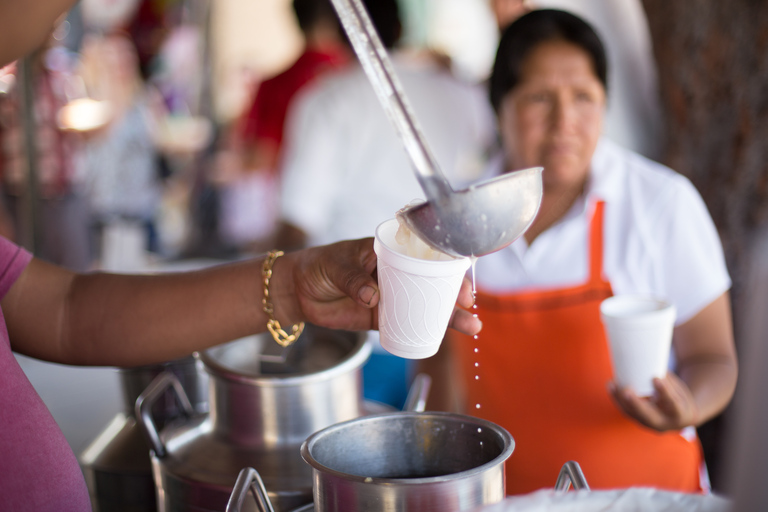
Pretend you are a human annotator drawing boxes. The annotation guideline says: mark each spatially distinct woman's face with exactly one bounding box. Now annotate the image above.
[498,39,605,193]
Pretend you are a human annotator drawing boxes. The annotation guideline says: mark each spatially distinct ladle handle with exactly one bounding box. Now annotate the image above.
[403,373,432,412]
[135,371,195,459]
[226,467,277,512]
[554,460,590,491]
[328,0,454,201]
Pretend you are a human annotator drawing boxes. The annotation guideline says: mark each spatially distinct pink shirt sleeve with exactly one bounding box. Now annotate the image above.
[0,236,92,510]
[0,235,32,298]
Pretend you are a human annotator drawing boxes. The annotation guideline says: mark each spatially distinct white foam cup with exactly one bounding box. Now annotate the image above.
[600,295,677,397]
[373,218,471,359]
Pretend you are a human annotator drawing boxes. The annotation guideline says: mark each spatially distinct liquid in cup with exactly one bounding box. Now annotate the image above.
[374,218,471,359]
[600,295,676,397]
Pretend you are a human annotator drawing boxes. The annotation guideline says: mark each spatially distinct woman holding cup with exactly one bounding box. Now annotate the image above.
[425,9,737,495]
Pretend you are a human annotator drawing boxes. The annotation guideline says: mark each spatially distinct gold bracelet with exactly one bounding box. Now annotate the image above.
[262,250,304,347]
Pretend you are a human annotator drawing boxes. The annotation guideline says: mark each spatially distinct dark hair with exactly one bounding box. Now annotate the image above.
[489,9,608,113]
[292,0,338,33]
[361,0,402,49]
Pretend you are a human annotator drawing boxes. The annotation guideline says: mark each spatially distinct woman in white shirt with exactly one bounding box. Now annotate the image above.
[428,9,737,495]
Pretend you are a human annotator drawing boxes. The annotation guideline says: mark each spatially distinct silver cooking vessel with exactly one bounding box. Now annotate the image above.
[136,325,372,512]
[300,411,515,512]
[227,384,585,512]
[80,356,209,512]
[227,462,588,512]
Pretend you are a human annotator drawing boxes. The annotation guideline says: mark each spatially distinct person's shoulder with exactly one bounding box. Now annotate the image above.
[399,58,485,97]
[596,138,698,204]
[283,66,368,137]
[296,65,370,105]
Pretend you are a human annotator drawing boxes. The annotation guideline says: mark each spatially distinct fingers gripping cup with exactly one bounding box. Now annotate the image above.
[374,219,471,359]
[600,295,677,397]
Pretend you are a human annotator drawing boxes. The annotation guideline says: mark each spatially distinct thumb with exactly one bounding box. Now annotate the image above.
[341,238,380,308]
[314,237,379,308]
[349,276,379,308]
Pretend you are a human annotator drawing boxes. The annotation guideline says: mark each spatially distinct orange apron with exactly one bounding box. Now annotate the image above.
[452,201,702,494]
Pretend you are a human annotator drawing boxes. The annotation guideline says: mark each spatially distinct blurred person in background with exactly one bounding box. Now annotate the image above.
[489,0,532,30]
[491,0,662,160]
[78,32,168,264]
[239,0,349,173]
[0,26,91,272]
[423,10,737,495]
[218,0,350,254]
[276,0,496,407]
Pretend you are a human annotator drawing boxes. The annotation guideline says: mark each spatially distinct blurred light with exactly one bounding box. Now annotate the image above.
[45,46,75,73]
[53,20,71,41]
[0,63,16,95]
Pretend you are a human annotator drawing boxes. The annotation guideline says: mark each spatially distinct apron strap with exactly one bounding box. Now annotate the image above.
[588,201,606,285]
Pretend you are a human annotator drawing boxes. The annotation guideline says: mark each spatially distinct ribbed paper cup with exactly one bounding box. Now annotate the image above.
[373,219,471,359]
[600,295,677,397]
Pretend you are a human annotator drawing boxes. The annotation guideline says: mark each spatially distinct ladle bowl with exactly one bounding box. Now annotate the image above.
[330,0,543,257]
[398,167,543,258]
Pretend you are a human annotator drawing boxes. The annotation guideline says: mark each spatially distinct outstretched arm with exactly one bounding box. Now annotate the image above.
[2,238,481,367]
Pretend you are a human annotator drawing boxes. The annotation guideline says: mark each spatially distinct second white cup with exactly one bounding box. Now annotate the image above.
[374,218,471,359]
[600,295,676,397]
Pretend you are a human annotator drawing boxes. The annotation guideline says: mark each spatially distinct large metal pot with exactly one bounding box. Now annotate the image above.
[226,462,587,512]
[137,325,372,512]
[80,356,209,512]
[300,411,515,512]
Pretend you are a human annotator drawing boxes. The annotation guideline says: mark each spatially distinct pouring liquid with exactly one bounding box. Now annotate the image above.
[395,216,484,423]
[469,257,483,432]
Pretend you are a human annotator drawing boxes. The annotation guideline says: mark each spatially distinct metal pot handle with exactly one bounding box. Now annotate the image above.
[226,467,277,512]
[135,371,195,458]
[554,460,590,491]
[403,373,432,412]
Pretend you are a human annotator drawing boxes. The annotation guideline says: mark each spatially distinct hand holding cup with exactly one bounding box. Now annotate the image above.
[608,373,700,432]
[374,218,472,359]
[600,295,676,397]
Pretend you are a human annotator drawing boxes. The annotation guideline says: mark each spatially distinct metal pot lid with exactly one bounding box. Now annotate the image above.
[154,400,394,491]
[156,416,314,492]
[198,324,371,385]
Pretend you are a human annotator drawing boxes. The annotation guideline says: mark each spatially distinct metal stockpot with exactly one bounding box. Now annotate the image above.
[226,462,587,512]
[300,411,515,512]
[80,356,209,512]
[136,325,372,512]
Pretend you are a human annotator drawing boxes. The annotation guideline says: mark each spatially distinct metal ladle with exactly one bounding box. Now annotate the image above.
[329,0,543,258]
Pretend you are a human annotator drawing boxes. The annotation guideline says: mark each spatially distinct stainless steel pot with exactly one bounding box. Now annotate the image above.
[228,462,586,512]
[136,325,372,512]
[225,376,431,512]
[300,411,515,512]
[80,356,209,512]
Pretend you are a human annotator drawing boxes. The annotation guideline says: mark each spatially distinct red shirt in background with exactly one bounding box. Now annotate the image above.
[239,47,348,152]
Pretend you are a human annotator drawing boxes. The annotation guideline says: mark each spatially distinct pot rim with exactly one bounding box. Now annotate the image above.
[197,331,372,387]
[300,411,515,484]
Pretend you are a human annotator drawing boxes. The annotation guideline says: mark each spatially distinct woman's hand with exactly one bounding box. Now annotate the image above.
[609,293,737,433]
[279,238,482,335]
[609,373,699,432]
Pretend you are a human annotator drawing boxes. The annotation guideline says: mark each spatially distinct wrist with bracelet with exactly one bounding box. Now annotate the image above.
[262,250,304,347]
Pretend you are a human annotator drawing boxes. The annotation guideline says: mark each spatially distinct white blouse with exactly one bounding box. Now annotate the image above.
[475,137,731,325]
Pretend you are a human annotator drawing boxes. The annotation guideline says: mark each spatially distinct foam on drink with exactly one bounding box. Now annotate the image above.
[394,215,456,261]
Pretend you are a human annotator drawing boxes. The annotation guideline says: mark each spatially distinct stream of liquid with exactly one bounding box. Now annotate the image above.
[469,257,483,436]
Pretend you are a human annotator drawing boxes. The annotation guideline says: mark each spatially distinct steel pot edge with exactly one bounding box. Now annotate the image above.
[300,411,515,484]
